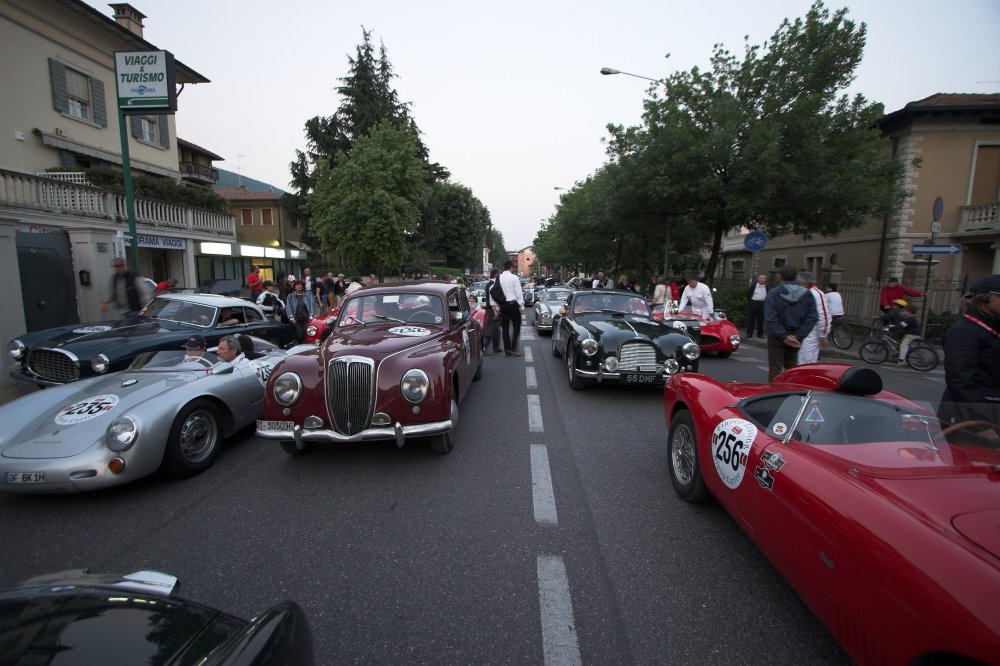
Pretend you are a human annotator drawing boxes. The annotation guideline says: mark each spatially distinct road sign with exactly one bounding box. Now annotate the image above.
[912,243,960,255]
[744,231,767,253]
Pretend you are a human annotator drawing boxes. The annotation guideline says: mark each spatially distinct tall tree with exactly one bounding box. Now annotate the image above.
[307,122,429,276]
[423,181,492,270]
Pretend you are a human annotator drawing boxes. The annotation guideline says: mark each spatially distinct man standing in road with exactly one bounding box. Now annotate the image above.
[100,256,143,319]
[746,274,768,338]
[678,272,714,318]
[482,268,503,355]
[498,260,524,357]
[797,271,831,364]
[764,265,818,382]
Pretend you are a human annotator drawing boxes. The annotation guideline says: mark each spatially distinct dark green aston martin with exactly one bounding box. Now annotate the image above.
[550,290,700,390]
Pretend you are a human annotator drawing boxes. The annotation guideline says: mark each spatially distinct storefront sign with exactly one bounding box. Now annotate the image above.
[121,234,187,250]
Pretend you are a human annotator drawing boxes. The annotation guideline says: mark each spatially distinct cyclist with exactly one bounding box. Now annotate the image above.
[882,298,907,326]
[888,303,921,365]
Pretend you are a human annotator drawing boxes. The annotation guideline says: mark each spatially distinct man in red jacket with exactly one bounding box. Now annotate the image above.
[879,276,921,313]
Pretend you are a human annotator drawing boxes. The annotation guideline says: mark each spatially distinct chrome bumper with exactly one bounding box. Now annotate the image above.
[256,419,454,449]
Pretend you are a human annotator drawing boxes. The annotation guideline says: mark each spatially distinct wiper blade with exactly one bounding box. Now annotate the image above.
[372,314,405,324]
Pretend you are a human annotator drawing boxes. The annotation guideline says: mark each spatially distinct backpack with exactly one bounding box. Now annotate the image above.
[489,279,507,306]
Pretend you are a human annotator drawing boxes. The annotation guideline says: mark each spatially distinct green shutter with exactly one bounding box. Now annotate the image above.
[156,114,169,148]
[48,58,67,113]
[91,77,107,127]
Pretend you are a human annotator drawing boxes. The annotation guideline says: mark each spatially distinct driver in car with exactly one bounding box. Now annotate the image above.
[181,334,208,361]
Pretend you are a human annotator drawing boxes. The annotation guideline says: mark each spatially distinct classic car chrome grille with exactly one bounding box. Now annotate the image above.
[326,357,374,436]
[26,348,79,383]
[618,341,658,372]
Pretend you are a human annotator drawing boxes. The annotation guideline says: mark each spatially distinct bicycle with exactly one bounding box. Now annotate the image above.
[858,327,939,371]
[829,318,853,349]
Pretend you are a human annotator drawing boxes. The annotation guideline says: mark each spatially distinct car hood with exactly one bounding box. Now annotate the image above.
[324,324,444,359]
[581,316,672,341]
[26,317,187,349]
[1,371,207,459]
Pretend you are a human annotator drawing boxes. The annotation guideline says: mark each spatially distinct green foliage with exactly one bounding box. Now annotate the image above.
[489,228,508,269]
[81,167,229,213]
[307,122,429,275]
[711,286,750,329]
[423,181,492,270]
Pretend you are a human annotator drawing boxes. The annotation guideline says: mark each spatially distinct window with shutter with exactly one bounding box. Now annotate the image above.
[241,209,253,226]
[262,209,273,226]
[64,68,91,121]
[49,59,108,128]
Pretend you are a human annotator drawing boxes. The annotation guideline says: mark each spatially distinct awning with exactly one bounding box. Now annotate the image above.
[286,240,312,251]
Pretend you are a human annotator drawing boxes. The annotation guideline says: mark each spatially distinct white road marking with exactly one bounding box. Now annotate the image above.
[528,394,544,432]
[537,554,582,666]
[524,346,534,364]
[526,366,538,389]
[531,443,557,525]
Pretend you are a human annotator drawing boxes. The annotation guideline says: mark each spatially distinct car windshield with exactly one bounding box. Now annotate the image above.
[740,392,1000,449]
[127,349,222,371]
[572,294,651,317]
[338,293,446,326]
[141,298,217,328]
[542,290,571,303]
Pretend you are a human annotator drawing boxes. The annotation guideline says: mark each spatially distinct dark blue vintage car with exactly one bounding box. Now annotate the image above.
[7,294,296,387]
[551,290,700,389]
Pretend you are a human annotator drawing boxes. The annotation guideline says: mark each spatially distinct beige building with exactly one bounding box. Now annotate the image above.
[216,186,307,284]
[719,94,1000,291]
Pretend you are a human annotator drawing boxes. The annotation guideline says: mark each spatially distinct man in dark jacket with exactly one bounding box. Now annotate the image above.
[763,265,818,382]
[100,257,142,319]
[939,274,1000,425]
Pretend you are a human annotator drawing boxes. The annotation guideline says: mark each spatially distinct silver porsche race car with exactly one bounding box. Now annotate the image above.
[0,337,310,493]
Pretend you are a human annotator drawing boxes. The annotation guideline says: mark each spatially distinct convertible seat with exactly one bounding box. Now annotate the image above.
[237,334,261,360]
[836,367,882,396]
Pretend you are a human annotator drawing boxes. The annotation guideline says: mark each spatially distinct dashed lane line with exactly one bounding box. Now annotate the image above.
[526,366,538,389]
[530,443,557,525]
[537,554,583,666]
[528,394,544,432]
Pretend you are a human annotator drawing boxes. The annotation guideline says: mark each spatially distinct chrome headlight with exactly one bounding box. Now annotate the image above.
[671,320,687,332]
[8,340,25,360]
[106,415,138,452]
[729,334,741,346]
[305,324,318,337]
[580,338,599,357]
[664,358,680,374]
[401,369,430,404]
[273,372,303,406]
[540,312,551,322]
[91,354,110,374]
[603,356,619,372]
[682,342,701,361]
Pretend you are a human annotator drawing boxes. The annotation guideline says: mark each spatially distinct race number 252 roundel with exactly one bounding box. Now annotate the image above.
[711,418,757,489]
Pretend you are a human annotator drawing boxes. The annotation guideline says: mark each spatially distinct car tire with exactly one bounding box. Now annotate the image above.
[566,344,584,390]
[667,410,710,503]
[474,350,484,381]
[162,399,221,477]
[280,440,312,456]
[431,396,458,454]
[717,351,731,359]
[859,341,888,364]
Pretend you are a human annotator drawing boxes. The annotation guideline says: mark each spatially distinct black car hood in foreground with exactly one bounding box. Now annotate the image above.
[581,315,689,349]
[0,569,315,665]
[19,316,194,349]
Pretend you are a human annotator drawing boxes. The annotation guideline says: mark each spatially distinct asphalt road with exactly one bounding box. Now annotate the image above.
[0,328,947,664]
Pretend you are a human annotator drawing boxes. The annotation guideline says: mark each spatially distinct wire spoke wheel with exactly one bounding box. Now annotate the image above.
[906,342,939,372]
[859,341,888,364]
[831,323,853,349]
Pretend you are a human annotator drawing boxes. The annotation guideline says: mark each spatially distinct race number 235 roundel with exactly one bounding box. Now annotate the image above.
[711,418,757,489]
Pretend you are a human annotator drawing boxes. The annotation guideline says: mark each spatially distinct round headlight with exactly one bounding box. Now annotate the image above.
[580,338,599,357]
[273,372,303,406]
[729,334,741,346]
[91,354,110,374]
[8,340,25,360]
[400,369,430,404]
[541,312,551,322]
[106,415,138,452]
[671,320,688,332]
[682,342,701,361]
[664,358,680,374]
[604,356,619,372]
[305,325,318,337]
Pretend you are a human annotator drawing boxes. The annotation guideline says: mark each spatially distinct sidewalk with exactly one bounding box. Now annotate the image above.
[739,335,857,361]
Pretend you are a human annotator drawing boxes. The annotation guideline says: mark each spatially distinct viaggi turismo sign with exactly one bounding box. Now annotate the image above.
[114,51,177,112]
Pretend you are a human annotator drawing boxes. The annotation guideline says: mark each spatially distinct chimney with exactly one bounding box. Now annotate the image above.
[109,3,146,38]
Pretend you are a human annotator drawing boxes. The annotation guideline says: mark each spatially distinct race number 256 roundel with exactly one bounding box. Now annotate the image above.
[711,418,757,489]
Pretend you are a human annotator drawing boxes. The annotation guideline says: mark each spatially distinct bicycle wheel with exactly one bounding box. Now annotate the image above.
[906,342,939,372]
[831,323,853,350]
[859,341,888,364]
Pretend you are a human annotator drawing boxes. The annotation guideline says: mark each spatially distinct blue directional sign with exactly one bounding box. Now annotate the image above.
[912,244,960,255]
[744,231,767,253]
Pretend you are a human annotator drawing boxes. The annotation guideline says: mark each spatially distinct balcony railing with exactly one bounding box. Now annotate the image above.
[959,201,1000,234]
[0,169,235,237]
[179,162,220,183]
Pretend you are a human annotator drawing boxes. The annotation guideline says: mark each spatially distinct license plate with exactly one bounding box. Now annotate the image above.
[6,472,45,484]
[622,372,658,384]
[257,420,295,432]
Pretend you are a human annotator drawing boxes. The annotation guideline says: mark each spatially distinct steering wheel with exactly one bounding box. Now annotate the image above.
[183,355,215,368]
[936,420,1000,440]
[407,311,439,324]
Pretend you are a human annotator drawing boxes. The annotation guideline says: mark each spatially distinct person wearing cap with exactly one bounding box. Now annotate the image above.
[797,270,831,364]
[882,298,907,327]
[181,334,208,362]
[938,274,1000,425]
[879,276,921,313]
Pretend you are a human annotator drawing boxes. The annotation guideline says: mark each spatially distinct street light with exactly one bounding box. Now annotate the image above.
[601,66,670,279]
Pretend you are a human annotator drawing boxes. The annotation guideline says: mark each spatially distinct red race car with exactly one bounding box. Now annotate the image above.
[663,363,1000,665]
[304,307,340,344]
[653,304,740,358]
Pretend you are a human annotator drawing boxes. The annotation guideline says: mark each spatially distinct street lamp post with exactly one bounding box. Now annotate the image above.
[601,66,670,279]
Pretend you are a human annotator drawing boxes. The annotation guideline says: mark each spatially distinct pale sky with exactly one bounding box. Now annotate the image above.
[94,0,999,251]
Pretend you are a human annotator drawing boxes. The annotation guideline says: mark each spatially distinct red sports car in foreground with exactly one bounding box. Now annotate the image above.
[663,363,1000,665]
[653,305,740,357]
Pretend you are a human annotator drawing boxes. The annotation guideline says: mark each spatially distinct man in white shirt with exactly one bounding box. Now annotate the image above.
[498,260,525,357]
[591,271,610,289]
[824,283,845,325]
[797,271,831,364]
[678,273,714,318]
[746,274,768,338]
